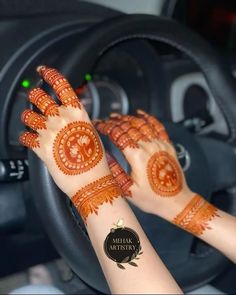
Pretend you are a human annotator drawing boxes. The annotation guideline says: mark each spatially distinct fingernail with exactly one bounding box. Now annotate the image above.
[36,65,46,74]
[136,109,145,115]
[110,113,121,118]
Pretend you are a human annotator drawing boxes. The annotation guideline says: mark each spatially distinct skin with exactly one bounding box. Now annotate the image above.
[95,111,236,263]
[19,66,182,294]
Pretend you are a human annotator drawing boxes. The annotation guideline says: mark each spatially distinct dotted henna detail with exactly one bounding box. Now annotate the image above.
[172,195,220,235]
[106,152,133,197]
[147,151,183,197]
[29,88,59,117]
[21,110,47,131]
[19,132,40,149]
[72,175,121,221]
[38,66,81,108]
[53,121,103,175]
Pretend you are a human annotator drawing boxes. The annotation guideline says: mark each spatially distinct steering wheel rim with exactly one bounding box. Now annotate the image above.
[29,14,236,293]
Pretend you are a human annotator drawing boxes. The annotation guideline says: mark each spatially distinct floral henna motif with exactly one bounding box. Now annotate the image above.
[106,152,133,197]
[147,151,183,197]
[29,88,59,117]
[37,66,81,108]
[172,195,220,235]
[53,121,103,175]
[19,131,40,149]
[72,175,121,221]
[21,110,47,131]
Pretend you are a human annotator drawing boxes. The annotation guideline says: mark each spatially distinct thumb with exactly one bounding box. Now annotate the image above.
[105,151,133,198]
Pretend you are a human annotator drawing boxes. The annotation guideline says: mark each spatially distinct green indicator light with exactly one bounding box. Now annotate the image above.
[85,73,92,81]
[21,79,31,88]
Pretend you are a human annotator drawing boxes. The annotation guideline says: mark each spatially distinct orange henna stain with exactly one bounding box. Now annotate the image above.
[19,132,40,149]
[37,66,81,108]
[118,121,149,143]
[21,110,46,131]
[53,121,103,175]
[172,194,220,235]
[147,151,183,197]
[72,175,121,221]
[106,153,133,197]
[29,88,59,117]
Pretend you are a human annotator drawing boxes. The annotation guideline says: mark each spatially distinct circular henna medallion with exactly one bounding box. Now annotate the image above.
[53,121,103,175]
[147,151,182,197]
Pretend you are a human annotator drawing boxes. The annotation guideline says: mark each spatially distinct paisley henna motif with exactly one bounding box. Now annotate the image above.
[53,121,103,175]
[172,195,220,235]
[37,66,81,108]
[21,110,46,131]
[72,175,121,221]
[29,88,59,117]
[19,131,40,149]
[106,152,133,197]
[147,151,183,197]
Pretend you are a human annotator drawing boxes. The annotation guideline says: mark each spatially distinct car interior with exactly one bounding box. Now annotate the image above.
[0,0,236,294]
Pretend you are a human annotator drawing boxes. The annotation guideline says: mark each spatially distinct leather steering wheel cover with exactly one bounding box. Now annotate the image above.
[31,15,235,292]
[62,14,236,143]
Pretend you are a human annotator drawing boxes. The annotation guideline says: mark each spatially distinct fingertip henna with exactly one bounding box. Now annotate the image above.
[147,151,183,197]
[21,109,47,131]
[36,66,81,109]
[19,131,40,149]
[172,195,220,235]
[29,88,59,117]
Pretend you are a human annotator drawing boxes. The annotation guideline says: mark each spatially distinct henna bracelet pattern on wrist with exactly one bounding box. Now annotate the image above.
[53,121,103,175]
[172,194,220,236]
[72,175,122,221]
[147,151,183,197]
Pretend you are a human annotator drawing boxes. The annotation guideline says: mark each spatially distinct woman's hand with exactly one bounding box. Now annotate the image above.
[19,66,121,222]
[94,110,194,220]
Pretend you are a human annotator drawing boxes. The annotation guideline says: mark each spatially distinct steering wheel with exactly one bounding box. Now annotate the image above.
[28,15,236,293]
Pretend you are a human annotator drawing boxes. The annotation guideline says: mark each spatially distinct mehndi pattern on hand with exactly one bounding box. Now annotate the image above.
[147,151,183,197]
[53,121,103,175]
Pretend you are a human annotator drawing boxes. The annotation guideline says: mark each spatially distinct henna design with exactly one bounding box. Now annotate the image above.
[106,152,133,197]
[19,131,40,149]
[37,66,81,108]
[21,110,47,131]
[72,175,121,221]
[95,120,138,150]
[29,88,59,117]
[137,110,170,141]
[172,195,220,235]
[119,115,157,140]
[147,151,182,197]
[53,121,103,175]
[117,120,150,143]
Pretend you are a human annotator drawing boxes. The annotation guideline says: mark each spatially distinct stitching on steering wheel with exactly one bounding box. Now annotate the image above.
[98,34,236,142]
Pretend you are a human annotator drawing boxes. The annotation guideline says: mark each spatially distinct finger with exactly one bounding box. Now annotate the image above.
[37,65,81,109]
[106,152,133,197]
[21,109,47,131]
[29,88,59,117]
[118,115,156,141]
[19,131,40,149]
[114,119,149,143]
[137,109,170,141]
[97,120,137,151]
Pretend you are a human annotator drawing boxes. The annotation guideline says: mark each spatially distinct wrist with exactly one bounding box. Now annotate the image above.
[155,190,196,222]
